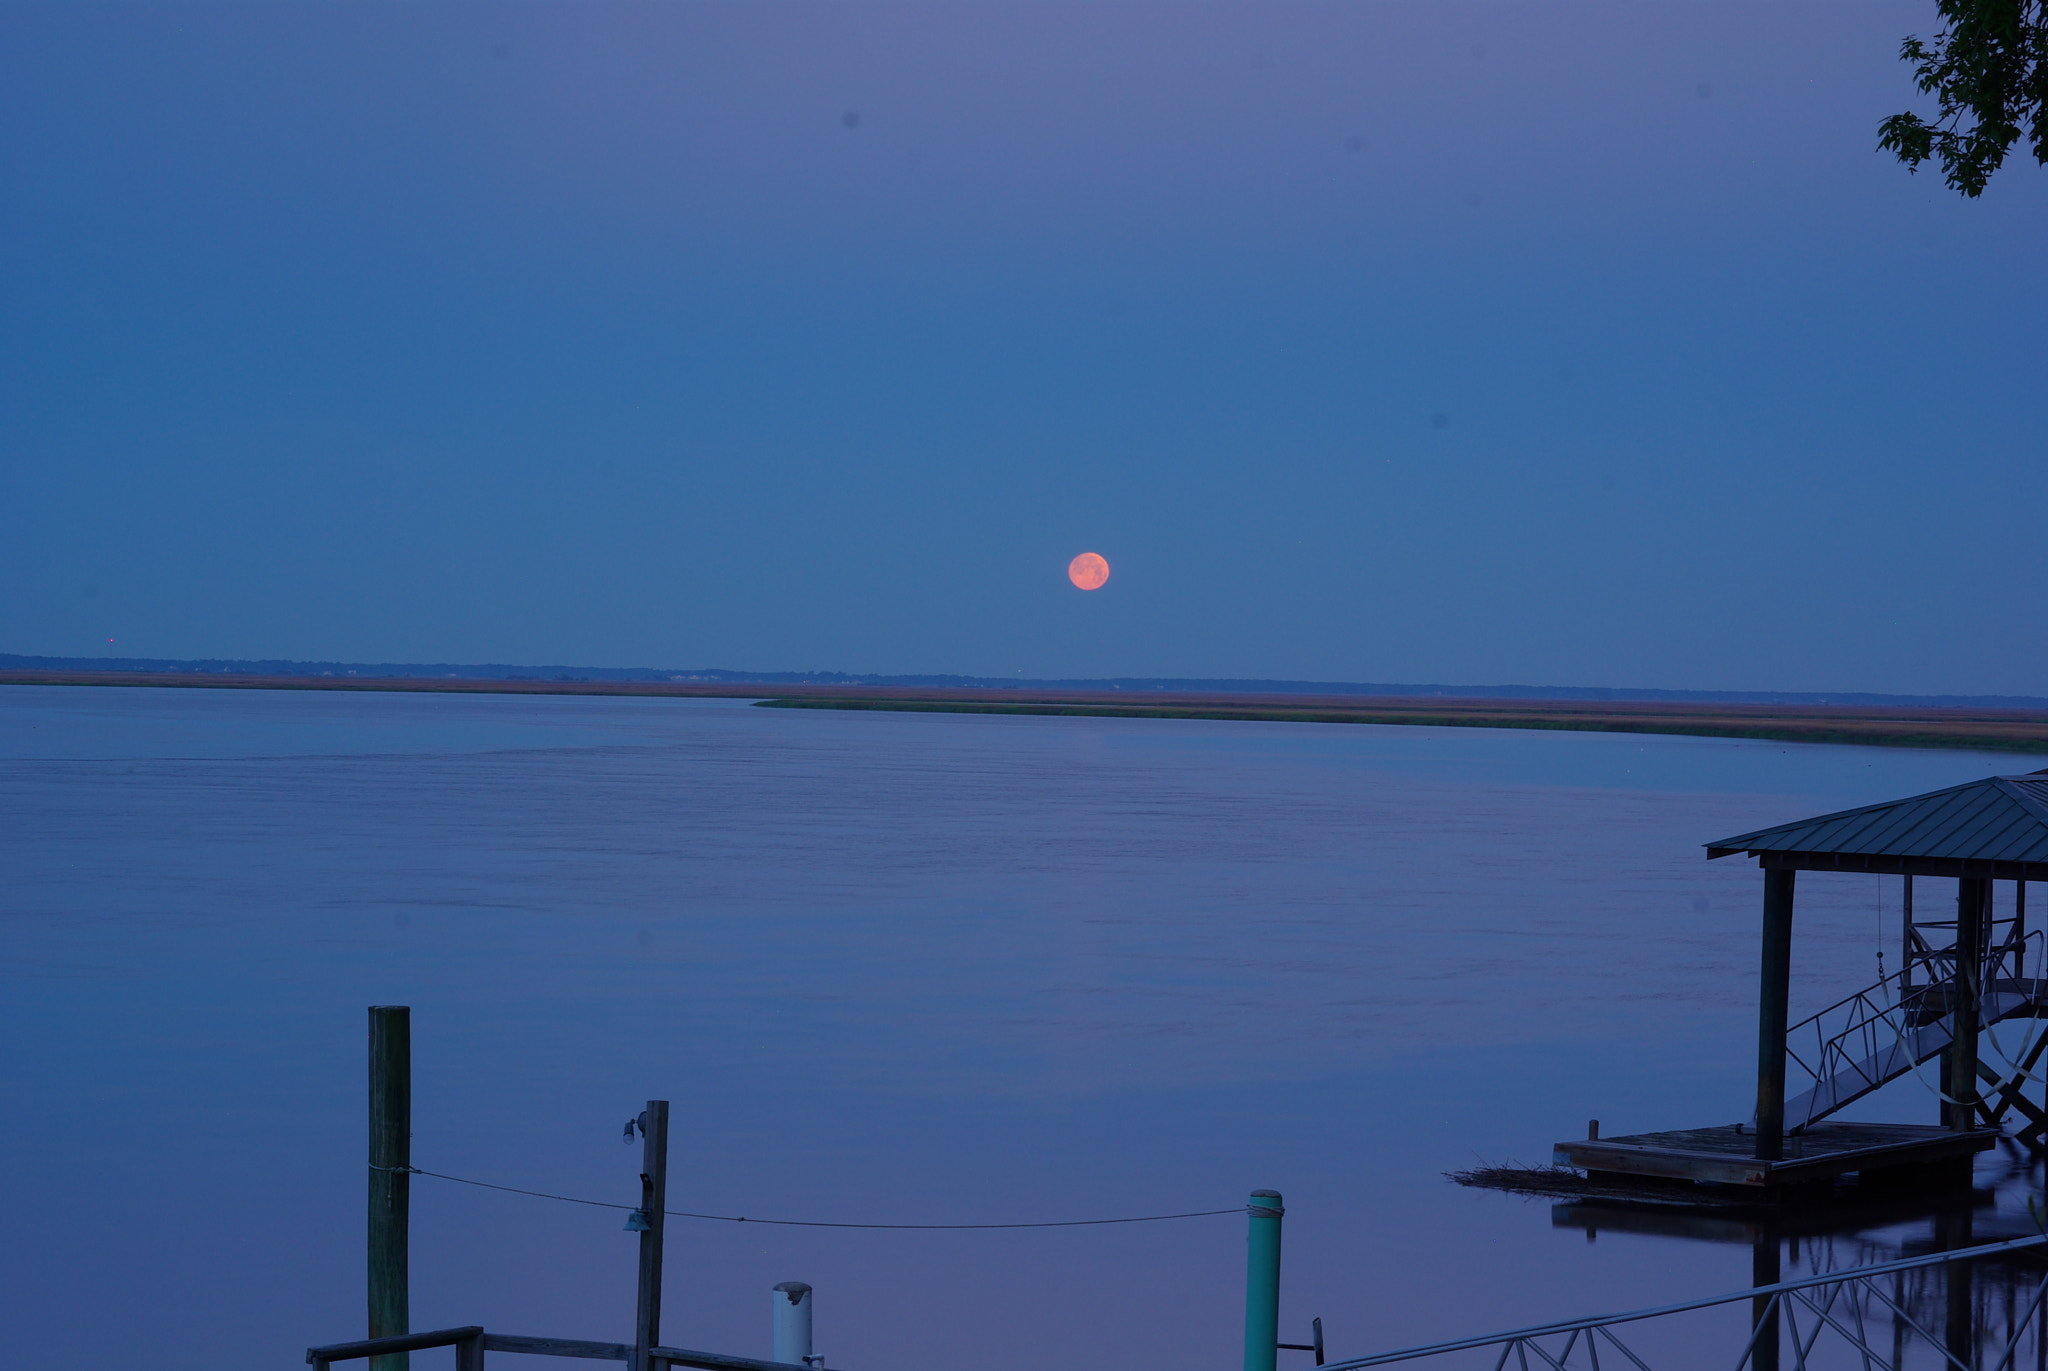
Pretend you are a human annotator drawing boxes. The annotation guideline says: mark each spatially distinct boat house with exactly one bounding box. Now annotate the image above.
[1554,770,2048,1192]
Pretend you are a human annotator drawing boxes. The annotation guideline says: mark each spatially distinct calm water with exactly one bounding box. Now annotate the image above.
[0,685,2041,1370]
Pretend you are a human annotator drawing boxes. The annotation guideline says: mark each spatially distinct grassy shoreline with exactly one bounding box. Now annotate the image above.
[7,669,2048,756]
[756,696,2048,754]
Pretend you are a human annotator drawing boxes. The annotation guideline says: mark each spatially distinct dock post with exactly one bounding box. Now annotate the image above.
[773,1282,813,1366]
[1243,1190,1283,1371]
[368,1007,411,1371]
[633,1101,671,1371]
[1949,879,1987,1130]
[1754,869,1795,1162]
[1902,875,1915,991]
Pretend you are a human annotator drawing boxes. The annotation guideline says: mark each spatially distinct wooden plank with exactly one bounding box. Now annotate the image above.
[1552,1141,1771,1186]
[309,1326,486,1362]
[648,1345,816,1371]
[1607,1121,1969,1157]
[484,1334,631,1360]
[1553,1126,1996,1187]
[1765,1130,1994,1185]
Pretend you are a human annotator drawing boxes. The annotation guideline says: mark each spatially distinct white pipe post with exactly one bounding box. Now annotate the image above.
[773,1282,813,1367]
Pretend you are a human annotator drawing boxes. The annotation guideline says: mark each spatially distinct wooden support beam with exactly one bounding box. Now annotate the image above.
[308,1326,484,1365]
[368,1007,411,1371]
[1752,852,2048,883]
[652,1345,844,1371]
[1948,880,1987,1130]
[1978,1060,2048,1136]
[633,1102,671,1371]
[1902,875,1915,991]
[484,1334,630,1360]
[1979,1028,2048,1127]
[1755,869,1796,1161]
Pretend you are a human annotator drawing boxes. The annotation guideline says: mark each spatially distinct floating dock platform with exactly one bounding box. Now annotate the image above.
[1553,1122,1998,1189]
[1542,776,2048,1203]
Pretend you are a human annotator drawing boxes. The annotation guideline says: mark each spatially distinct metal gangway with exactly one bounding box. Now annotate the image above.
[1782,904,2048,1136]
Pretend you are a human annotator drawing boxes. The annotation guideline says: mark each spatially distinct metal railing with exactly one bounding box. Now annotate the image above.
[1322,1233,2048,1371]
[1783,931,2044,1131]
[307,1328,827,1371]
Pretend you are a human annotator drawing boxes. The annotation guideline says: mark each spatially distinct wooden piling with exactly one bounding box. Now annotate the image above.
[1902,875,1915,991]
[634,1101,671,1371]
[1949,879,1987,1130]
[1754,869,1795,1161]
[368,1006,411,1371]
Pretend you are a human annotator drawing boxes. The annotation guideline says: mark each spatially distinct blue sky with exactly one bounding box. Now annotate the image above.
[3,2,2043,693]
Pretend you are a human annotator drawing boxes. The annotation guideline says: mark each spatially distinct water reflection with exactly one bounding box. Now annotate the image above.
[7,686,2043,1370]
[1551,1139,2048,1370]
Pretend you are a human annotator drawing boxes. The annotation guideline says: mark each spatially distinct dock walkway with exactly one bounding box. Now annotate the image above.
[1554,1121,1995,1188]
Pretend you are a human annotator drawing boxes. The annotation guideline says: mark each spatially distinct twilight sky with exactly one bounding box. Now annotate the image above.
[3,2,2043,693]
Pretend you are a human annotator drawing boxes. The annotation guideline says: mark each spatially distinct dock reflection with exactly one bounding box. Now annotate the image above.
[1552,1140,2048,1370]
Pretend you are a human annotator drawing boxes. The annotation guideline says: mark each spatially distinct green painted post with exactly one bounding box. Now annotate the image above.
[368,1006,411,1371]
[1243,1190,1283,1371]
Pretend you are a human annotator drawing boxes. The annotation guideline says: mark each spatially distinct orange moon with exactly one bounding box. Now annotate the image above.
[1068,552,1110,590]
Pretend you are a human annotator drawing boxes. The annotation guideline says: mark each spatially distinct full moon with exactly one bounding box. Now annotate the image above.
[1068,552,1110,590]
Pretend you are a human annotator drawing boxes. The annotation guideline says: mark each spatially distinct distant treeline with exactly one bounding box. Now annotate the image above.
[5,653,2042,710]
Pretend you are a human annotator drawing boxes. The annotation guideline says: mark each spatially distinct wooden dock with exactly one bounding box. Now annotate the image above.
[1552,1122,1997,1189]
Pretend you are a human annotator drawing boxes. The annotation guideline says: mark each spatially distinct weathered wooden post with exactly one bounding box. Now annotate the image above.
[1754,870,1795,1161]
[368,1006,411,1371]
[633,1101,671,1371]
[1901,875,1915,991]
[1948,878,1987,1130]
[1243,1190,1283,1371]
[773,1282,813,1366]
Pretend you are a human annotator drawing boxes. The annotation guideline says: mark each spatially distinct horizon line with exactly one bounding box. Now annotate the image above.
[4,652,2043,712]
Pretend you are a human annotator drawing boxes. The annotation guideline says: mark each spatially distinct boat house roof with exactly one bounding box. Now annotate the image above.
[1706,771,2048,880]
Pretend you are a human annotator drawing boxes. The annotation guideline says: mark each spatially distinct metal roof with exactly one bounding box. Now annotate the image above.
[1706,771,2048,879]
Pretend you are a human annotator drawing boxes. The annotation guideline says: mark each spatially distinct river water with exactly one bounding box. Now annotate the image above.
[0,685,2040,1369]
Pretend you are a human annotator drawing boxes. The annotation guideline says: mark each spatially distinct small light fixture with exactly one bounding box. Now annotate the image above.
[625,1209,652,1232]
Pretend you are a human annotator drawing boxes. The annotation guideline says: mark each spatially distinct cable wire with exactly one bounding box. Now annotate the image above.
[377,1164,1243,1229]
